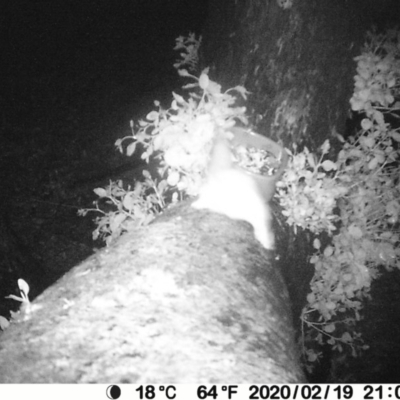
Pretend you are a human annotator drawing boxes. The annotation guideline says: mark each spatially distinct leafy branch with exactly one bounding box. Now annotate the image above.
[275,28,400,367]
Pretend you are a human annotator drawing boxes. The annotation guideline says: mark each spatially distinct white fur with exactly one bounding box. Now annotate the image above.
[192,138,275,249]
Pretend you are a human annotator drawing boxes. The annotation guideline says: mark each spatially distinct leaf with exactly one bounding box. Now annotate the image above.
[133,182,143,196]
[146,111,159,121]
[320,140,330,154]
[341,332,352,343]
[77,209,87,217]
[348,224,363,239]
[361,136,375,148]
[157,179,168,193]
[177,69,190,77]
[350,96,365,111]
[233,85,250,99]
[343,273,353,282]
[307,351,319,362]
[361,118,373,130]
[307,293,315,303]
[378,243,396,261]
[126,142,137,156]
[93,188,108,198]
[18,279,30,298]
[372,109,385,127]
[384,93,394,106]
[323,324,335,333]
[5,294,23,302]
[313,238,321,249]
[335,133,345,143]
[167,171,180,186]
[198,72,209,90]
[326,301,336,310]
[390,131,400,142]
[172,91,186,105]
[142,170,151,179]
[323,245,334,257]
[307,153,316,169]
[122,194,135,211]
[110,213,127,232]
[387,77,397,88]
[0,316,10,330]
[358,88,371,102]
[170,100,178,110]
[368,156,380,170]
[321,160,337,171]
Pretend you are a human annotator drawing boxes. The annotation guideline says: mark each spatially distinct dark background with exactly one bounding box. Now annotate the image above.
[2,0,208,133]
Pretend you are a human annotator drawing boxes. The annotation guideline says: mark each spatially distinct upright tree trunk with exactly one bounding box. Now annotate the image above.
[201,0,400,326]
[201,0,391,148]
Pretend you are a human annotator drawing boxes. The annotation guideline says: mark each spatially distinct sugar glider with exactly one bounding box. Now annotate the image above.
[192,134,276,250]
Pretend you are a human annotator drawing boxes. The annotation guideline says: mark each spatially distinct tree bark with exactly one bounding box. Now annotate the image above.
[201,0,392,148]
[0,201,305,383]
[201,0,400,330]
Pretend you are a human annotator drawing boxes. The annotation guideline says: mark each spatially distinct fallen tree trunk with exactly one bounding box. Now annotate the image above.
[0,201,305,383]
